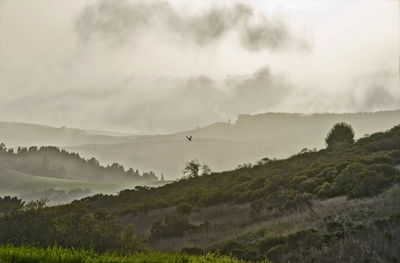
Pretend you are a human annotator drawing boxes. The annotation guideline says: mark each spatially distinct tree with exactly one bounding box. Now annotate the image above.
[0,143,6,152]
[24,197,49,210]
[0,196,24,215]
[201,164,212,175]
[325,122,355,149]
[184,159,201,177]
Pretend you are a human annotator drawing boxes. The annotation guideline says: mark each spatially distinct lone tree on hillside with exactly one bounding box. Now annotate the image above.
[183,160,212,177]
[325,122,355,149]
[184,159,201,177]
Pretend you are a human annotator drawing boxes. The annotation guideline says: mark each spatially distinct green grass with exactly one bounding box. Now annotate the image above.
[0,170,124,195]
[0,245,269,263]
[0,170,170,198]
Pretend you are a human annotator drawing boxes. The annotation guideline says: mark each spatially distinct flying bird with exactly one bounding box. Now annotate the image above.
[186,135,192,141]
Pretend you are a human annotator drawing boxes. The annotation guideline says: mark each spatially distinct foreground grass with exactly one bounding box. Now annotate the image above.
[0,245,269,263]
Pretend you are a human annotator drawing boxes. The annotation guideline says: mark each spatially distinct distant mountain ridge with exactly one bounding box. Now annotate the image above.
[71,110,400,179]
[0,121,142,147]
[1,110,399,179]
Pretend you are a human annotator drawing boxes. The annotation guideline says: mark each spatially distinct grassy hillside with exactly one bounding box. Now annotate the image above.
[0,245,264,263]
[0,145,164,204]
[0,170,169,205]
[0,145,160,183]
[78,124,400,214]
[0,170,126,204]
[0,170,124,193]
[0,123,399,262]
[71,110,400,179]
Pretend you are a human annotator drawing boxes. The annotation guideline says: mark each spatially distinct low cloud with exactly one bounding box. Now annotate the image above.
[349,70,400,111]
[224,67,291,114]
[74,0,306,52]
[0,60,397,133]
[93,67,294,132]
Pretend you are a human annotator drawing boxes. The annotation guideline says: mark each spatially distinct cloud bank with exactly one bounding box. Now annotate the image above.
[1,62,398,134]
[0,0,398,133]
[74,0,306,52]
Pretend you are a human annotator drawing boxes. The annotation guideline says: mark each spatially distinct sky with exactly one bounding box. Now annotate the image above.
[0,0,399,134]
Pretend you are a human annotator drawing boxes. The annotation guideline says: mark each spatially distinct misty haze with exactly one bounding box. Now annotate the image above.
[0,1,399,262]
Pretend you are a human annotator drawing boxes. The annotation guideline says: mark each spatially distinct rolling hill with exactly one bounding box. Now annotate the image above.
[0,170,124,195]
[0,121,140,147]
[0,145,166,204]
[71,110,400,179]
[2,111,399,180]
[1,123,399,262]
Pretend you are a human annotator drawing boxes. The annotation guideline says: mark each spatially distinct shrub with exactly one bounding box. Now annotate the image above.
[315,182,333,199]
[259,236,286,251]
[348,170,391,198]
[176,203,193,215]
[326,221,344,232]
[150,214,195,238]
[248,177,266,191]
[289,175,308,188]
[265,245,286,263]
[299,178,319,193]
[333,162,366,195]
[286,229,323,250]
[221,241,243,254]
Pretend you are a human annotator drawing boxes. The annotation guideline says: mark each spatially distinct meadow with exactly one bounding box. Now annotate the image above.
[0,245,268,263]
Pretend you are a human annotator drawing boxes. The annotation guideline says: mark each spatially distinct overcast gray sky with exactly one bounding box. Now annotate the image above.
[0,0,399,133]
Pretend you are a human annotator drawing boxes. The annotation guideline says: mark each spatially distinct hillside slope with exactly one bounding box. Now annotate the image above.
[0,145,164,204]
[71,110,400,179]
[0,121,140,147]
[1,123,399,262]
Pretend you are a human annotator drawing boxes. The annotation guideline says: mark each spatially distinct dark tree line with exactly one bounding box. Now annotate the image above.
[0,144,159,183]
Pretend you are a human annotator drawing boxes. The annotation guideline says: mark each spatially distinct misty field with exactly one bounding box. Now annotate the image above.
[0,170,124,194]
[0,245,268,263]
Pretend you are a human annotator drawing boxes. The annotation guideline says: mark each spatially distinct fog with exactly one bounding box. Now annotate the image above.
[0,0,398,134]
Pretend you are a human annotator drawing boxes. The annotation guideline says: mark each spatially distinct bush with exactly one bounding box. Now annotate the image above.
[333,162,366,194]
[259,236,286,251]
[265,245,286,263]
[286,229,323,250]
[315,182,333,199]
[326,221,344,232]
[150,214,195,238]
[289,175,308,188]
[176,203,193,215]
[348,170,391,198]
[221,241,243,254]
[299,178,319,193]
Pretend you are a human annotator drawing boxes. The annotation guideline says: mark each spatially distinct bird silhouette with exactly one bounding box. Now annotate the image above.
[186,135,192,141]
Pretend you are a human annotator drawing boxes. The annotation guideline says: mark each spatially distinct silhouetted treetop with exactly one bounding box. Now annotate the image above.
[325,122,355,149]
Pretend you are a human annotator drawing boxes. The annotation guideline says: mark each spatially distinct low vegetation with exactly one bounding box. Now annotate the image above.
[0,245,266,263]
[216,210,400,262]
[79,124,400,215]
